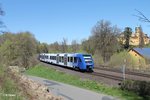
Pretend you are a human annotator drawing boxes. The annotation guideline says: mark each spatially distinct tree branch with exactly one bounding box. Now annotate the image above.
[134,9,150,23]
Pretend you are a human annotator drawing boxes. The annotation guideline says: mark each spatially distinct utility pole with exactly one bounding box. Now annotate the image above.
[122,59,126,81]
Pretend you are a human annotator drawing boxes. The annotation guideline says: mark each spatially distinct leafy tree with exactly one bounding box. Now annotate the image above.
[0,32,38,68]
[16,32,37,68]
[123,27,132,49]
[92,20,120,63]
[37,42,49,53]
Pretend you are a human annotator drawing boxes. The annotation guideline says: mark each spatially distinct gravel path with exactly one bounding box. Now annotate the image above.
[27,75,118,100]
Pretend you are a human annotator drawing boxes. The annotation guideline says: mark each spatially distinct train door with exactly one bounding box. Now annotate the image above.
[56,54,59,64]
[78,57,83,70]
[64,54,67,66]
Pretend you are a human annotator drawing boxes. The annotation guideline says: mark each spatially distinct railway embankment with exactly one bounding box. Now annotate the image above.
[6,66,63,100]
[26,64,147,100]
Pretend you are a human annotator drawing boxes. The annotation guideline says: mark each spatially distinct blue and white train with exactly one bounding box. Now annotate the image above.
[39,53,94,72]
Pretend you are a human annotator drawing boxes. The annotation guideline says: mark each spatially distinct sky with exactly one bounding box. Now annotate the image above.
[0,0,150,44]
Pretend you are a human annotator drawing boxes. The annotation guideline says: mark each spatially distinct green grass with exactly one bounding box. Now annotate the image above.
[26,64,144,100]
[0,66,25,100]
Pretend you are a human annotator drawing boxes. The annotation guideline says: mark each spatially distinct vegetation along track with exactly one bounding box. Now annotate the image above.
[95,66,150,78]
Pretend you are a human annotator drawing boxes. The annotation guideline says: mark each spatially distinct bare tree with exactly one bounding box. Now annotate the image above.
[0,4,4,16]
[53,41,60,52]
[61,38,68,53]
[134,9,150,23]
[71,40,79,52]
[92,20,120,63]
[49,41,60,53]
[0,4,5,30]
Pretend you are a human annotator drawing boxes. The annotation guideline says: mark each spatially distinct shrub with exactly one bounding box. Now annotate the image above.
[120,80,150,98]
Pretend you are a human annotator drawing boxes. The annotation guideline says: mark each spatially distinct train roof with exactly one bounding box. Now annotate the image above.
[40,53,92,56]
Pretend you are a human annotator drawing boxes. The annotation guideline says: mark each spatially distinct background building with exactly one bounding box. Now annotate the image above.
[128,48,150,69]
[119,27,150,46]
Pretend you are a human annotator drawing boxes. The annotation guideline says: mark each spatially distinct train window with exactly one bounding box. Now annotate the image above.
[83,54,91,57]
[85,61,92,63]
[62,57,64,63]
[79,58,82,62]
[68,57,69,62]
[70,57,73,62]
[74,57,77,63]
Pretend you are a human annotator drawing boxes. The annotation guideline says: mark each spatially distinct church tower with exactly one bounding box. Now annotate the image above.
[135,27,142,37]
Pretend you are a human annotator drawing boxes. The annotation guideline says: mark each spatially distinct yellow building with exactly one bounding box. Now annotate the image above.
[119,27,150,46]
[128,48,150,68]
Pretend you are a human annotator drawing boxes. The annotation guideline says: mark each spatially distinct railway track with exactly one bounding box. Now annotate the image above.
[41,62,149,84]
[91,72,123,81]
[95,66,150,78]
[42,62,123,81]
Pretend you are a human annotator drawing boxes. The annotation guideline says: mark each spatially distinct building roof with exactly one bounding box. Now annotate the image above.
[132,48,150,59]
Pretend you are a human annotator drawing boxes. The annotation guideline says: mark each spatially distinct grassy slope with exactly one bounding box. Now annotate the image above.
[0,66,25,100]
[26,64,144,100]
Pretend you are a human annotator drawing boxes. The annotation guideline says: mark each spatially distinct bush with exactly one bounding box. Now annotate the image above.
[0,32,38,69]
[120,80,150,99]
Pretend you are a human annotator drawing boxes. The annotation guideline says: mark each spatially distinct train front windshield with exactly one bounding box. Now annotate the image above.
[83,55,93,64]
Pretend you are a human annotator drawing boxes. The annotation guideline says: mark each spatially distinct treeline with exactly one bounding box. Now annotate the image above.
[0,20,150,69]
[47,20,150,66]
[47,20,123,63]
[48,39,81,53]
[0,32,50,68]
